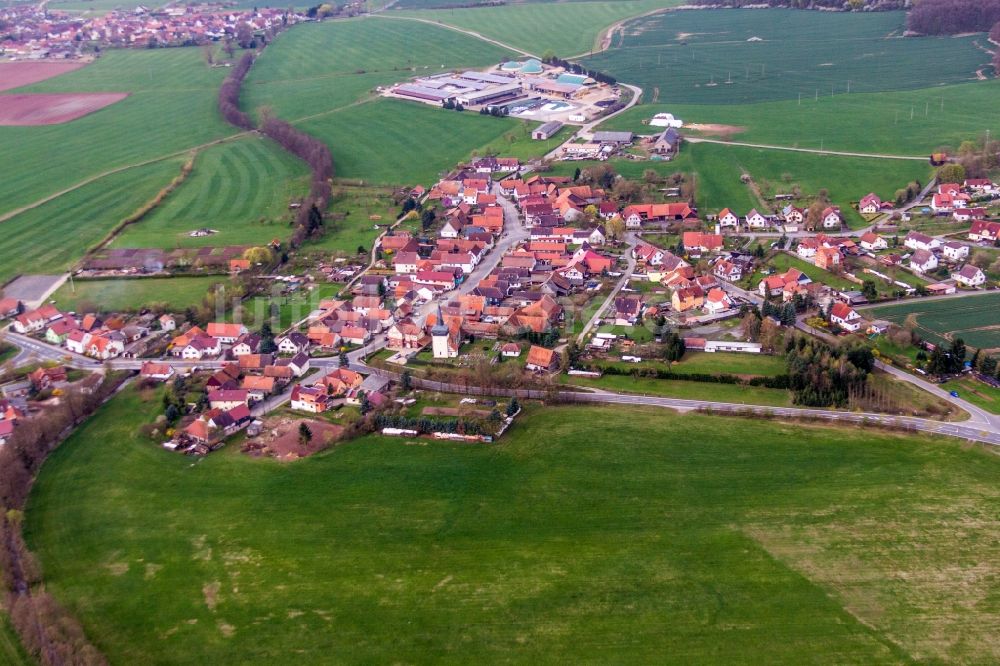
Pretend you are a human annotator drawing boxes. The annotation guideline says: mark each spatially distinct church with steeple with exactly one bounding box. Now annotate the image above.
[430,304,459,359]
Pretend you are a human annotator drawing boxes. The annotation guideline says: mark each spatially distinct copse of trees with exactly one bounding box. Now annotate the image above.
[785,335,874,407]
[907,0,1000,35]
[218,52,255,130]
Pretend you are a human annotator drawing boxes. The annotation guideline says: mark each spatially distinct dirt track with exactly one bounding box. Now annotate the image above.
[0,61,85,92]
[0,93,129,126]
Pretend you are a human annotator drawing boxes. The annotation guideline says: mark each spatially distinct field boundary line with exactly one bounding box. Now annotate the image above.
[685,136,928,161]
[0,131,250,226]
[370,14,535,58]
[568,4,678,60]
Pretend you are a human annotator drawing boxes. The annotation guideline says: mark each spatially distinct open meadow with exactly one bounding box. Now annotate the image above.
[393,0,686,58]
[867,292,1000,352]
[548,142,928,219]
[111,137,310,250]
[24,390,1000,664]
[0,157,186,284]
[243,17,515,121]
[299,99,524,186]
[582,10,991,106]
[50,276,226,313]
[0,48,234,219]
[599,79,1000,156]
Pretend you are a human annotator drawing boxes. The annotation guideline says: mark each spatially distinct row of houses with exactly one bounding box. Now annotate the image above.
[13,305,153,360]
[716,205,842,231]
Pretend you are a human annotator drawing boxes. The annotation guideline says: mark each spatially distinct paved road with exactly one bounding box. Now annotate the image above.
[357,367,1000,447]
[576,234,638,344]
[545,83,644,162]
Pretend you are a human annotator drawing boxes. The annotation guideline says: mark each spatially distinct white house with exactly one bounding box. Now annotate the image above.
[829,302,863,332]
[903,231,941,252]
[277,332,310,355]
[782,206,805,227]
[745,209,769,229]
[858,193,881,214]
[941,242,969,263]
[181,336,221,360]
[206,323,247,344]
[859,232,887,252]
[909,249,939,274]
[393,251,420,275]
[717,208,740,228]
[964,178,996,194]
[953,264,986,287]
[439,219,463,239]
[820,207,842,229]
[208,389,249,411]
[703,288,732,314]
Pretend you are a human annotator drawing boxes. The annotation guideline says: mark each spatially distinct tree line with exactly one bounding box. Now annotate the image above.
[218,53,255,131]
[259,115,334,247]
[0,373,132,665]
[217,51,335,249]
[907,0,1000,35]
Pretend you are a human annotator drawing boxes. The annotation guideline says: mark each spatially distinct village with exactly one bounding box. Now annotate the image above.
[0,2,313,58]
[1,148,999,454]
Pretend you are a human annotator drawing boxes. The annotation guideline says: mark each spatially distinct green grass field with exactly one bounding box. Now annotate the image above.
[564,372,792,405]
[24,389,1000,663]
[0,614,31,666]
[394,0,685,58]
[299,99,523,185]
[111,137,309,249]
[668,350,786,376]
[548,142,928,218]
[583,10,991,106]
[940,376,1000,415]
[305,185,398,255]
[867,292,1000,351]
[768,252,857,291]
[0,158,186,283]
[244,17,514,122]
[51,276,226,313]
[600,79,1000,156]
[0,48,235,219]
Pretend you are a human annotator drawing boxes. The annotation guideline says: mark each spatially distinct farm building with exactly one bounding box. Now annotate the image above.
[533,121,564,141]
[592,131,634,145]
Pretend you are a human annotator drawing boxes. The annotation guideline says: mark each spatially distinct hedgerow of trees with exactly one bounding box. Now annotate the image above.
[907,0,1000,35]
[0,375,131,665]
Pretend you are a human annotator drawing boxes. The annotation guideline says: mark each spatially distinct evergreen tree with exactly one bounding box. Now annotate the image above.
[298,423,312,445]
[506,398,520,417]
[259,321,277,354]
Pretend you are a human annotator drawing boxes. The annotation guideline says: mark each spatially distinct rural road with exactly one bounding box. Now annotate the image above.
[576,234,638,344]
[375,14,539,58]
[684,137,929,161]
